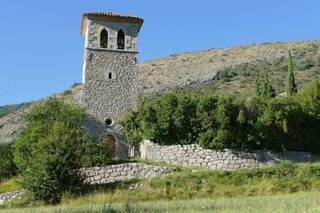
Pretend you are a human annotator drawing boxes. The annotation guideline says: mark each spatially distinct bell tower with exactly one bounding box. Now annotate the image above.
[80,12,143,158]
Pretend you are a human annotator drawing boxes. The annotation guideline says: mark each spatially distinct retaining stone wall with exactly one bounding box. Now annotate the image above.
[81,163,176,185]
[0,190,24,205]
[140,140,320,170]
[0,163,175,205]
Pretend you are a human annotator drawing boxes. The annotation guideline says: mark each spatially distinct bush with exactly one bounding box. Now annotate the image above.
[124,78,320,153]
[138,94,199,145]
[121,111,142,148]
[82,137,113,167]
[197,96,238,149]
[0,143,16,179]
[14,98,90,204]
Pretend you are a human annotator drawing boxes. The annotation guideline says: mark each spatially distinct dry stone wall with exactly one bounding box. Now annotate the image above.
[140,140,320,170]
[81,163,176,185]
[0,190,24,205]
[0,163,175,205]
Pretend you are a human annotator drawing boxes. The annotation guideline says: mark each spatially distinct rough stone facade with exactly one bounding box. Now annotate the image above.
[81,13,143,158]
[81,163,176,185]
[0,190,24,205]
[140,140,320,170]
[84,20,139,51]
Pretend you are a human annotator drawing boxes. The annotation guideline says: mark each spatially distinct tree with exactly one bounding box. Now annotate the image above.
[121,110,142,148]
[0,143,16,178]
[286,51,298,97]
[261,74,276,98]
[14,98,89,204]
[299,78,320,116]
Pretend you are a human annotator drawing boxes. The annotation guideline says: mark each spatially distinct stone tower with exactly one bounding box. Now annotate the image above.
[80,12,143,158]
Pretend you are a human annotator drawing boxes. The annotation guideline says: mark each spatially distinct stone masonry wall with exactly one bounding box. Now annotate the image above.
[81,163,176,185]
[0,190,24,205]
[0,163,175,205]
[86,20,139,52]
[83,49,138,158]
[140,140,320,170]
[83,50,138,138]
[82,18,140,158]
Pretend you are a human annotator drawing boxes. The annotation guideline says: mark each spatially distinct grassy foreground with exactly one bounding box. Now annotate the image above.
[1,191,320,213]
[3,162,320,211]
[0,178,20,194]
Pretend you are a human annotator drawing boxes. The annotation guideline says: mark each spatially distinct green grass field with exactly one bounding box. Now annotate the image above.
[3,162,320,210]
[1,191,320,213]
[0,178,20,194]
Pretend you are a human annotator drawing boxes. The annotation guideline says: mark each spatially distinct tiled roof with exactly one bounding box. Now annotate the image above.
[83,12,143,21]
[81,12,144,35]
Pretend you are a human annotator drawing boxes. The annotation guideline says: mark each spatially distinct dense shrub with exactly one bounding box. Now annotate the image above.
[82,137,113,167]
[0,143,16,179]
[197,96,238,149]
[121,111,142,148]
[14,98,90,204]
[138,94,199,145]
[122,78,320,153]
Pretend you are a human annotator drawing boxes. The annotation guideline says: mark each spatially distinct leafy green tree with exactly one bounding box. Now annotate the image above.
[82,136,113,167]
[299,78,320,116]
[138,93,199,145]
[261,74,276,98]
[173,95,199,144]
[255,97,306,151]
[121,110,142,148]
[0,143,16,178]
[138,101,159,142]
[286,51,298,97]
[14,98,88,204]
[197,96,238,149]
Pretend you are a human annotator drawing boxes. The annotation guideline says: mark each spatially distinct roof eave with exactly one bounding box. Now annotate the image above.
[80,14,144,36]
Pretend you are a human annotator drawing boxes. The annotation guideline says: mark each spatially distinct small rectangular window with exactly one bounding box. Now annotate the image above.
[108,72,112,79]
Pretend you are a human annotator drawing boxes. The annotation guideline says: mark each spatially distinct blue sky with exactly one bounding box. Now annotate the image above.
[1,0,319,106]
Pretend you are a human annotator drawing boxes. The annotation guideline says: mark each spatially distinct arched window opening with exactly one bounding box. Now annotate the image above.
[117,30,125,50]
[100,29,108,48]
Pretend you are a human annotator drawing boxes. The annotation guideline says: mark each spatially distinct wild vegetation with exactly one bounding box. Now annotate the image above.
[172,43,320,98]
[2,41,320,211]
[2,41,320,145]
[3,162,320,211]
[1,192,320,213]
[0,144,16,179]
[9,98,112,204]
[139,41,320,96]
[123,77,320,153]
[0,103,30,119]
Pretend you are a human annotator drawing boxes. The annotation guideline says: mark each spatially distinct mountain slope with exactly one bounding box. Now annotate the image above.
[138,41,320,96]
[0,84,83,143]
[1,40,320,144]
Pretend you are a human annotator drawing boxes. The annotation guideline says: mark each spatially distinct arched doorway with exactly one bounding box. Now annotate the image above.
[101,134,116,158]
